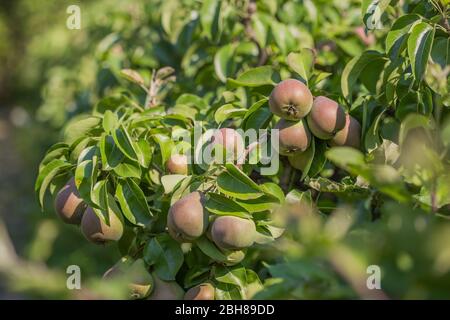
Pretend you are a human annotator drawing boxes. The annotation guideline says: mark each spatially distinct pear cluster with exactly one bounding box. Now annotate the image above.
[167,192,256,251]
[54,178,124,244]
[269,79,361,170]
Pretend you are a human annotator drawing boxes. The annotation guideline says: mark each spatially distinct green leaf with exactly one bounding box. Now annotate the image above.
[176,94,208,110]
[136,139,153,168]
[91,180,108,211]
[310,71,332,87]
[119,69,145,87]
[259,182,285,203]
[226,163,263,191]
[200,0,222,41]
[112,125,138,161]
[442,117,450,147]
[113,159,142,179]
[144,234,184,281]
[418,173,450,208]
[398,113,435,145]
[285,189,313,206]
[271,21,295,54]
[408,22,435,81]
[341,51,385,101]
[195,236,228,262]
[227,66,278,87]
[365,164,409,202]
[215,282,243,300]
[214,104,247,124]
[69,137,93,163]
[385,14,421,58]
[39,143,69,170]
[205,193,251,218]
[170,175,194,205]
[364,110,385,153]
[74,158,98,204]
[242,100,272,131]
[99,135,124,169]
[286,49,315,82]
[301,140,316,180]
[396,92,418,121]
[336,38,363,57]
[77,145,99,164]
[326,147,366,173]
[243,98,269,121]
[362,0,392,30]
[115,179,152,226]
[214,44,236,83]
[307,140,327,178]
[63,115,101,145]
[215,265,246,287]
[161,174,187,194]
[94,95,127,114]
[217,171,263,200]
[153,133,175,165]
[234,197,278,212]
[251,14,268,48]
[35,159,71,208]
[431,37,450,68]
[102,110,119,133]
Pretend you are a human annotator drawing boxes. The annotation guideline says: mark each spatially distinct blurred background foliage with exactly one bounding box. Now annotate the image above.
[0,0,449,299]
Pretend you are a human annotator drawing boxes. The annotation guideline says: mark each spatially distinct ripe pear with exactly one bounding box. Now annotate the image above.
[275,119,311,155]
[147,274,184,300]
[307,96,346,140]
[54,177,86,225]
[184,283,215,300]
[330,114,361,149]
[166,154,188,175]
[269,79,313,120]
[81,200,124,244]
[211,216,256,250]
[167,192,209,242]
[210,128,245,163]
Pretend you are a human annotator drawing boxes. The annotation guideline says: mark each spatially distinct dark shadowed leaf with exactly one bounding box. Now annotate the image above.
[144,234,184,281]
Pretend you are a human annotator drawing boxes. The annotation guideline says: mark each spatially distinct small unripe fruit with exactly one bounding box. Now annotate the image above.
[330,114,361,149]
[288,151,311,171]
[54,177,86,225]
[224,249,246,266]
[81,204,124,244]
[166,154,188,175]
[184,283,215,300]
[147,274,184,300]
[269,79,313,120]
[211,216,256,250]
[275,119,311,156]
[210,128,245,163]
[307,96,346,140]
[167,192,209,242]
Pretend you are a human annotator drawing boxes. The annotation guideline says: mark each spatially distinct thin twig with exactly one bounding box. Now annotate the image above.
[431,181,438,214]
[241,0,269,66]
[442,16,450,34]
[145,70,158,108]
